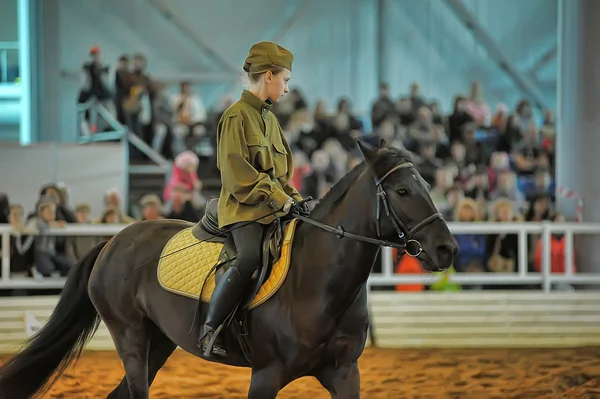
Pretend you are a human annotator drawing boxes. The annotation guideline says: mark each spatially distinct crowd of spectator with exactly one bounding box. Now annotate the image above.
[0,47,573,292]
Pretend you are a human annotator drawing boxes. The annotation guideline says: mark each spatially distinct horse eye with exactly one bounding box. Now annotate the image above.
[398,188,410,196]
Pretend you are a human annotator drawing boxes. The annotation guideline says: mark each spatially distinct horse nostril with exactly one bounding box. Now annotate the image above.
[436,244,456,262]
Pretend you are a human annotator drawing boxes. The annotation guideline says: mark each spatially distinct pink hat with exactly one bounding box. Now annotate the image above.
[174,151,199,169]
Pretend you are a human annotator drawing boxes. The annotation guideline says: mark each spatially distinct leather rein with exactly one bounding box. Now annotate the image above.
[292,161,442,257]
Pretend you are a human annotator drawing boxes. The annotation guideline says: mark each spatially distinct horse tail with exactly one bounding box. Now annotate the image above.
[0,241,107,399]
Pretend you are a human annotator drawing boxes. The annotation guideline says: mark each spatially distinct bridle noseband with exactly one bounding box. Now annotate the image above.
[292,161,443,258]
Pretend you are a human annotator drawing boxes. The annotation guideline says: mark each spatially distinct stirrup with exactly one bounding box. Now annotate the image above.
[201,324,226,357]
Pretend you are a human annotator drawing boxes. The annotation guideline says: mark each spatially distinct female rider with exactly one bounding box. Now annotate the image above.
[198,41,309,357]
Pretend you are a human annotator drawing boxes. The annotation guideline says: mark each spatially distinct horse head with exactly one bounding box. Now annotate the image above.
[356,139,458,271]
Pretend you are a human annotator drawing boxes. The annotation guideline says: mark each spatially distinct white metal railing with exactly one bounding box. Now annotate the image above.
[1,222,600,292]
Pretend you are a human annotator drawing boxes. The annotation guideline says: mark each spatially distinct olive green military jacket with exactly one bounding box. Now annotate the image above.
[216,90,303,228]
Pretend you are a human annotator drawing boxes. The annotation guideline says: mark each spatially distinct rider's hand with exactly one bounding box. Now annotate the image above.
[298,201,311,215]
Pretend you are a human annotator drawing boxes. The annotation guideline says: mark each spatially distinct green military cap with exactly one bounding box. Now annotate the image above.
[243,41,293,73]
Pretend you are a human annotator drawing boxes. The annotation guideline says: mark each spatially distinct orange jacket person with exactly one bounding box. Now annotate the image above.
[198,41,309,356]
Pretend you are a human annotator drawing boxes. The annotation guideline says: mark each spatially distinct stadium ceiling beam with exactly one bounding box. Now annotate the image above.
[442,0,549,111]
[144,0,239,75]
[263,0,306,42]
[528,44,557,79]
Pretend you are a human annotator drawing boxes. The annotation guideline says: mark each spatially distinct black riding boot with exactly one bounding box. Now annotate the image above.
[197,267,245,357]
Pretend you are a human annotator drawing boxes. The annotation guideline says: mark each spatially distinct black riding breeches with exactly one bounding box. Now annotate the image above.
[230,222,266,280]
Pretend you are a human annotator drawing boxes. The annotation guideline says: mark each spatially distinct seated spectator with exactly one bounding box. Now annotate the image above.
[486,198,520,274]
[512,122,543,176]
[331,98,363,151]
[65,203,103,264]
[447,141,475,185]
[521,167,554,201]
[465,80,491,127]
[164,184,202,222]
[444,185,465,221]
[489,170,524,207]
[395,97,415,127]
[488,151,511,190]
[95,189,136,224]
[534,213,576,275]
[408,106,438,145]
[164,150,201,202]
[464,164,490,202]
[371,83,396,132]
[302,149,337,200]
[491,103,509,134]
[448,96,473,143]
[289,150,311,195]
[30,200,73,277]
[462,123,485,165]
[430,167,454,215]
[139,194,164,221]
[453,199,487,274]
[415,141,443,185]
[8,203,35,275]
[525,193,553,222]
[393,249,425,292]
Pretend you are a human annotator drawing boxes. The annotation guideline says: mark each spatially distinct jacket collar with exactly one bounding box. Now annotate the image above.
[241,89,273,118]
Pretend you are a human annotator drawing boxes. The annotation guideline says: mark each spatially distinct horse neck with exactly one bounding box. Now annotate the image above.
[299,174,381,313]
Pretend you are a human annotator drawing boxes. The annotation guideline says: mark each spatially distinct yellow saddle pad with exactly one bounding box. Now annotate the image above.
[157,218,299,310]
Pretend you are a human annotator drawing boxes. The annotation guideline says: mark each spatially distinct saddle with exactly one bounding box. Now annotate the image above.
[192,198,287,310]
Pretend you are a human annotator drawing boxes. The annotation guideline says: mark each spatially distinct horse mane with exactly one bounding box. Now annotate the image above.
[310,146,415,220]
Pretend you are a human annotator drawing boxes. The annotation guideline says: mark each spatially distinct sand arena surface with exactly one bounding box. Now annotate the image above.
[2,347,600,398]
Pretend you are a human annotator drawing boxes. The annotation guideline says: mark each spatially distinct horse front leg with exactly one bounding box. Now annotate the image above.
[247,363,289,399]
[317,361,361,399]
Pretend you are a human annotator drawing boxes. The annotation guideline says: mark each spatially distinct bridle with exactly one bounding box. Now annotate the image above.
[292,160,443,257]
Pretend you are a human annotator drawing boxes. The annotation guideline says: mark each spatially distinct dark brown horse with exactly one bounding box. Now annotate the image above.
[0,140,457,399]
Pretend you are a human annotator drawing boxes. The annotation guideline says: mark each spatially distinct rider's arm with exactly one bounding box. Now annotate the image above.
[279,130,303,203]
[217,114,291,210]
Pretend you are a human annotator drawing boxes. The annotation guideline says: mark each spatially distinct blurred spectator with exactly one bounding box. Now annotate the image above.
[30,201,73,277]
[78,46,112,110]
[8,204,34,274]
[396,97,415,127]
[408,82,426,113]
[171,81,207,156]
[65,203,103,264]
[139,194,164,221]
[371,83,396,132]
[163,184,202,222]
[302,149,337,200]
[534,213,576,277]
[448,96,473,143]
[151,81,175,160]
[95,189,136,224]
[453,199,487,274]
[462,123,485,165]
[491,103,509,134]
[465,81,491,127]
[164,150,201,202]
[486,199,520,274]
[464,164,490,202]
[114,55,134,125]
[415,142,443,185]
[489,170,524,207]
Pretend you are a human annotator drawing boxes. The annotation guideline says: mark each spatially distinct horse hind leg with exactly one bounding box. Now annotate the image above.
[107,320,176,399]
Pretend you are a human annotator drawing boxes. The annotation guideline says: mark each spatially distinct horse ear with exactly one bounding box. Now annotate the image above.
[356,141,377,162]
[379,138,387,149]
